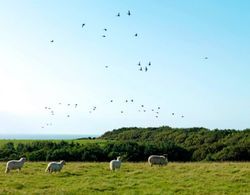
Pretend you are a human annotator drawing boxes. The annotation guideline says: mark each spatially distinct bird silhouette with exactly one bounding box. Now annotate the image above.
[131,99,134,102]
[116,13,120,17]
[67,115,70,117]
[158,107,160,109]
[110,100,113,103]
[155,116,158,118]
[145,67,148,72]
[138,62,141,66]
[172,113,175,115]
[121,111,124,113]
[125,100,128,103]
[148,62,151,66]
[128,10,131,16]
[75,104,78,108]
[139,67,143,71]
[141,105,144,107]
[102,35,106,38]
[50,40,54,43]
[82,23,85,28]
[68,104,70,106]
[204,57,208,60]
[104,28,107,31]
[105,66,108,68]
[181,115,184,118]
[134,33,138,37]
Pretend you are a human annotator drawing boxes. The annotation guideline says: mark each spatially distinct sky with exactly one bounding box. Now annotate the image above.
[0,0,250,135]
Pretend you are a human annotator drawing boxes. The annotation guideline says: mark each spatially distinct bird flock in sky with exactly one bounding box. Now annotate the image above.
[42,9,209,129]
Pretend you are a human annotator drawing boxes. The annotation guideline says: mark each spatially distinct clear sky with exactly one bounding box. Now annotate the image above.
[0,0,250,135]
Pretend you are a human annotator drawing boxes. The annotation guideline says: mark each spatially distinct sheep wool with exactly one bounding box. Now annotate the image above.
[45,160,66,173]
[110,156,121,171]
[5,157,26,173]
[148,155,168,166]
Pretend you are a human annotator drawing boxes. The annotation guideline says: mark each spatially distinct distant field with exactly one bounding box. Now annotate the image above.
[0,162,249,194]
[0,139,109,146]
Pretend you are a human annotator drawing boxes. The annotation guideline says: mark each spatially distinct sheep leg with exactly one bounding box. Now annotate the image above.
[5,168,10,173]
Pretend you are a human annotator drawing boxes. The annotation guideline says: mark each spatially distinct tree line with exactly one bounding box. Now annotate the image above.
[0,126,249,162]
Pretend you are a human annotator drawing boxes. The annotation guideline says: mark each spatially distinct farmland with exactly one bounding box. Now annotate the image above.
[0,162,249,194]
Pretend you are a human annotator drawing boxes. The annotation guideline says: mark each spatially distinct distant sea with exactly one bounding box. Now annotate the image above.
[0,134,99,140]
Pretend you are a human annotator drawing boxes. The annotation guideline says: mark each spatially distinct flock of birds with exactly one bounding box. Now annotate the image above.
[42,10,208,129]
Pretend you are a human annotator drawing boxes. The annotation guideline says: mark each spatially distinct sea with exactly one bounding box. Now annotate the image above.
[0,134,99,140]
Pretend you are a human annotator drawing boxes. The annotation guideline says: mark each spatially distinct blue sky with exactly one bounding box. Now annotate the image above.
[0,0,250,135]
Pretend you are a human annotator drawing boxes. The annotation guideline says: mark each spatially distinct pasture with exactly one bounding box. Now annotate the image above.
[0,162,249,194]
[0,139,108,147]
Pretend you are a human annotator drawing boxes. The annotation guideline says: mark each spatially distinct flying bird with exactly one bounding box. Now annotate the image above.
[104,28,107,31]
[121,111,124,113]
[110,100,113,103]
[102,35,106,38]
[134,33,138,37]
[145,67,148,72]
[127,10,131,16]
[82,23,85,28]
[148,62,151,66]
[116,13,120,17]
[158,107,160,109]
[50,40,54,43]
[75,104,78,108]
[105,66,108,68]
[67,115,70,117]
[172,113,175,115]
[139,67,143,71]
[131,99,134,102]
[138,62,141,66]
[204,57,208,60]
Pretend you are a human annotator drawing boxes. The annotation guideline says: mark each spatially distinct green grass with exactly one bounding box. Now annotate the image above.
[0,139,109,147]
[0,162,249,195]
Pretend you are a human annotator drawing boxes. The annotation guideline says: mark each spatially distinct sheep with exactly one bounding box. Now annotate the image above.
[148,155,168,166]
[110,156,121,171]
[45,160,66,173]
[5,157,26,173]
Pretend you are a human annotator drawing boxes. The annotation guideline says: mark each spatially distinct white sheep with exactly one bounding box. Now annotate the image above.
[110,156,121,171]
[148,155,168,166]
[45,160,66,173]
[5,157,26,173]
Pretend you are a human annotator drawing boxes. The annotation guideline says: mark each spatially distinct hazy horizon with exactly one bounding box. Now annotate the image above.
[1,0,250,135]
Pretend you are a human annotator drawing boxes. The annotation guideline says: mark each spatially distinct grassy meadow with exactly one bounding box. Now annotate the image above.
[0,139,108,147]
[0,162,249,195]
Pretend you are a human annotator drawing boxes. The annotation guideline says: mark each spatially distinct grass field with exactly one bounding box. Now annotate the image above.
[0,162,249,195]
[0,139,108,147]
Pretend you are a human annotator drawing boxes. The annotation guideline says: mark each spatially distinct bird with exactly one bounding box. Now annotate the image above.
[127,10,131,16]
[110,100,113,103]
[204,57,208,60]
[155,116,158,118]
[82,23,85,28]
[158,107,160,109]
[138,62,141,66]
[104,28,107,31]
[139,67,143,71]
[134,33,138,37]
[50,40,54,43]
[125,100,128,103]
[75,104,78,108]
[45,107,47,109]
[121,111,124,113]
[143,110,146,112]
[181,115,184,118]
[156,112,159,114]
[148,61,151,66]
[102,35,106,38]
[131,99,134,102]
[141,105,144,107]
[172,113,175,115]
[67,104,70,106]
[67,115,70,117]
[151,109,154,111]
[145,67,148,72]
[116,13,120,17]
[105,66,108,68]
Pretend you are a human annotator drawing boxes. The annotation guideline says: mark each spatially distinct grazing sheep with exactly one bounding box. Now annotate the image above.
[45,160,66,173]
[110,156,121,171]
[5,157,26,173]
[148,155,168,166]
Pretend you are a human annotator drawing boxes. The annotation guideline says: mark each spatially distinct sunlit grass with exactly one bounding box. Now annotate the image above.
[0,162,249,194]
